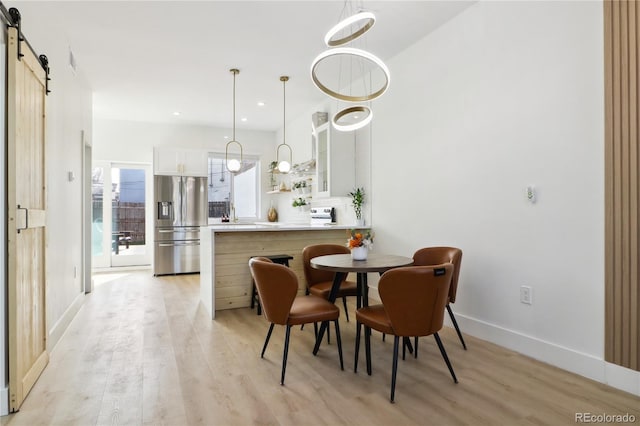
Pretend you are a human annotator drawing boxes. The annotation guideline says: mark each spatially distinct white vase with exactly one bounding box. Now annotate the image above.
[356,218,365,227]
[351,246,368,261]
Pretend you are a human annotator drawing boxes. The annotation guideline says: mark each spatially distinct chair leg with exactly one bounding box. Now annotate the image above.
[391,335,400,403]
[313,322,318,338]
[434,332,458,383]
[334,320,344,370]
[281,325,292,385]
[365,325,372,376]
[327,323,331,344]
[261,323,275,358]
[382,333,385,342]
[447,304,467,350]
[354,321,362,373]
[402,338,406,360]
[342,296,350,322]
[414,336,418,359]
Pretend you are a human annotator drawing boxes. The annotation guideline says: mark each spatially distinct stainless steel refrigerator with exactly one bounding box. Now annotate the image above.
[154,175,207,275]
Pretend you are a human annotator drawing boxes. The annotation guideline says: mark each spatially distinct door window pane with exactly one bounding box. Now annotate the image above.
[111,167,146,256]
[92,167,104,256]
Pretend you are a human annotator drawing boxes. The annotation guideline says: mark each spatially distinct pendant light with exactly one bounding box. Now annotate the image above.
[226,68,243,173]
[276,76,292,173]
[310,4,389,132]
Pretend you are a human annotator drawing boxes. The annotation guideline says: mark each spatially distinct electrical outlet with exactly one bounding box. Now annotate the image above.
[520,285,532,305]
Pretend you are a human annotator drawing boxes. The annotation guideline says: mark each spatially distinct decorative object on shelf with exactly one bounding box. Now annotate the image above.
[348,187,365,226]
[292,197,309,212]
[310,4,390,132]
[293,180,312,195]
[280,181,288,192]
[347,229,373,261]
[267,202,278,222]
[268,161,278,190]
[276,76,293,173]
[226,68,243,173]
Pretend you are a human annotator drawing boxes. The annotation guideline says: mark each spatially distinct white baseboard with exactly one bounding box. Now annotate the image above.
[454,313,640,397]
[0,386,8,416]
[47,291,85,352]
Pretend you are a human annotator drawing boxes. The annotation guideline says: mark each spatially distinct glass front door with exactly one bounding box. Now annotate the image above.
[92,162,152,268]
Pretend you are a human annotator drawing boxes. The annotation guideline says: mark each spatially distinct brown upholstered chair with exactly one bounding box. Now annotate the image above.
[412,247,466,351]
[249,257,344,385]
[302,244,358,321]
[354,264,458,402]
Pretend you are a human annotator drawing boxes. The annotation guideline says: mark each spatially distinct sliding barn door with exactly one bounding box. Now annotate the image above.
[6,26,48,412]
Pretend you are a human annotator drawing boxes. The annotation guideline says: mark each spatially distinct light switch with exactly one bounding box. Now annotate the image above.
[68,171,75,182]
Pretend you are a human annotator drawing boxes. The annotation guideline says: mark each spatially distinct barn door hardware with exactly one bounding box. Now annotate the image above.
[7,7,24,60]
[39,55,51,94]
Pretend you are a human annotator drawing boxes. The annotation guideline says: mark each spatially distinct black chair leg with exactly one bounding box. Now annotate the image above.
[327,323,331,344]
[281,325,292,385]
[382,333,385,342]
[434,332,458,383]
[447,304,467,350]
[334,320,344,370]
[261,323,274,358]
[342,296,350,322]
[391,335,400,403]
[354,321,362,373]
[402,338,406,360]
[414,336,418,359]
[365,325,372,375]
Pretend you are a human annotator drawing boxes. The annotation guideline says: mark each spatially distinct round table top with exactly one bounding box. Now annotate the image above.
[310,253,413,273]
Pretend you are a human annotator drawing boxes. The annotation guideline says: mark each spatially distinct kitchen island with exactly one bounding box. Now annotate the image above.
[200,224,364,319]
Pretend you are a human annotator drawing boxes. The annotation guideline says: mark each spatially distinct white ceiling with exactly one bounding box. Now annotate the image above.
[9,1,473,131]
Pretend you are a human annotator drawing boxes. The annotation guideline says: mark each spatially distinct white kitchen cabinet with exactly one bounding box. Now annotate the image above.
[154,147,208,176]
[314,122,355,198]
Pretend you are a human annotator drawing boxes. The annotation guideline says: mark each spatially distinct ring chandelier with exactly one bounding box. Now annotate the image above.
[311,8,390,132]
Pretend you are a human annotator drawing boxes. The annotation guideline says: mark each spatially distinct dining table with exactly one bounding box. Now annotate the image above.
[310,252,413,355]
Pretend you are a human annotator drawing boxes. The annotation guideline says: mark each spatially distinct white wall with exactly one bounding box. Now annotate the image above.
[371,1,640,394]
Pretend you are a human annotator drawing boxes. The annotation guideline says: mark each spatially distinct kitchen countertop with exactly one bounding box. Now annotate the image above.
[203,223,368,232]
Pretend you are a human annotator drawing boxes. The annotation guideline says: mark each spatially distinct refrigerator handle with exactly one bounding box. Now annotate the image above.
[182,177,188,226]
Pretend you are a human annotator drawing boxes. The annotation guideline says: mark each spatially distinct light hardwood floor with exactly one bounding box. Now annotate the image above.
[3,271,639,426]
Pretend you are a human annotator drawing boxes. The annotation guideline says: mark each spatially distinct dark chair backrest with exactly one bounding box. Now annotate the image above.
[378,264,453,337]
[412,247,462,303]
[302,244,350,289]
[249,258,298,325]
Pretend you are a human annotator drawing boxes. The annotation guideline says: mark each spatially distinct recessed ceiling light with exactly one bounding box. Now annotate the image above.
[241,117,248,122]
[257,101,265,107]
[173,111,181,116]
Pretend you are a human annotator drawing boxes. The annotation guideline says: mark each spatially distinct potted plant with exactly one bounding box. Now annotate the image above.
[347,229,374,260]
[348,187,365,226]
[292,197,308,211]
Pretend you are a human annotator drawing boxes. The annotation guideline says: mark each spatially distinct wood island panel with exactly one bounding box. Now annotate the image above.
[200,228,350,318]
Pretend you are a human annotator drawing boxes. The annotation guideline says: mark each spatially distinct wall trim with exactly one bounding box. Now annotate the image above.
[47,292,84,352]
[456,313,640,397]
[0,386,8,416]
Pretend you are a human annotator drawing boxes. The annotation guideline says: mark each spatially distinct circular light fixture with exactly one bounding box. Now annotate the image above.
[311,47,390,102]
[332,105,373,132]
[226,156,241,173]
[277,160,291,173]
[324,11,376,47]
